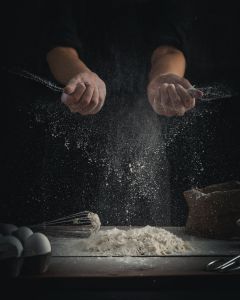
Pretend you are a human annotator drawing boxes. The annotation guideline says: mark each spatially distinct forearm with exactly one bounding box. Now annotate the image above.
[147,46,198,117]
[47,47,90,85]
[149,46,186,81]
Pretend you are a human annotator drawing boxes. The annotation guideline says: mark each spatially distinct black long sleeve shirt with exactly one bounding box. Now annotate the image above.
[42,0,194,59]
[2,0,195,81]
[39,0,195,93]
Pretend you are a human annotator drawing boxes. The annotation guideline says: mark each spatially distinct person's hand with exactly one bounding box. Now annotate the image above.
[147,73,202,117]
[61,71,106,115]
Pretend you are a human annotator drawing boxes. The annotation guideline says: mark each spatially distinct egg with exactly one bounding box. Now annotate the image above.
[0,223,18,235]
[24,233,51,257]
[13,226,33,245]
[0,235,23,258]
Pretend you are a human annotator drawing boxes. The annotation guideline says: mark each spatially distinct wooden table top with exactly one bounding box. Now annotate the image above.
[30,226,240,278]
[2,226,239,296]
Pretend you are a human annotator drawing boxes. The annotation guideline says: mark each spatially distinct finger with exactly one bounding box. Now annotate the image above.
[61,83,86,105]
[187,87,204,99]
[155,84,166,114]
[176,84,195,110]
[147,85,156,106]
[91,85,107,114]
[81,87,99,115]
[73,83,86,101]
[64,84,76,95]
[99,82,107,100]
[157,84,175,116]
[178,77,193,90]
[67,103,81,113]
[68,83,105,115]
[66,86,89,113]
[89,87,106,114]
[78,84,94,109]
[63,78,79,94]
[167,84,185,116]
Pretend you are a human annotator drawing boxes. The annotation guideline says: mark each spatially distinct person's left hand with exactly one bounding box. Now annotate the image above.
[147,73,202,117]
[61,71,106,115]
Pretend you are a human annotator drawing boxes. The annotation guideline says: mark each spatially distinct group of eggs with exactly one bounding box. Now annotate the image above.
[0,223,51,277]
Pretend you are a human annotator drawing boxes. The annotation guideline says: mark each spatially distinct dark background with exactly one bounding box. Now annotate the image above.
[1,0,240,226]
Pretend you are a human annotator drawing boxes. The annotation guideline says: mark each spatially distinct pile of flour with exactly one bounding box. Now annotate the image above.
[79,226,190,256]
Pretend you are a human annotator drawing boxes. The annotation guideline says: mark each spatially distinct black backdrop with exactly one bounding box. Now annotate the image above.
[1,0,240,226]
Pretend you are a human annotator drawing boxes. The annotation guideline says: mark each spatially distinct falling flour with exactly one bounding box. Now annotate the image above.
[80,226,191,256]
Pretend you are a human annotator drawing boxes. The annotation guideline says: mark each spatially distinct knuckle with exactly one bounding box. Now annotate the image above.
[77,82,85,88]
[75,75,82,82]
[72,94,80,102]
[91,98,99,105]
[81,99,90,106]
[84,82,91,87]
[82,95,92,105]
[89,85,95,92]
[89,73,99,82]
[175,95,181,102]
[176,83,182,90]
[185,97,194,106]
[64,85,73,92]
[91,72,98,78]
[68,78,77,85]
[101,79,106,86]
[85,84,95,92]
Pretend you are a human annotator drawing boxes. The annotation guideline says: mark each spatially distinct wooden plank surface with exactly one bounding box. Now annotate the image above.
[37,256,237,277]
[28,226,239,278]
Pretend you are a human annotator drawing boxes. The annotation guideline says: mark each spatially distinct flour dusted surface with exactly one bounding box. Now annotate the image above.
[79,226,190,256]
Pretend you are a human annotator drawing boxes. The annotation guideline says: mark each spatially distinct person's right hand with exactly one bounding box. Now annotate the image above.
[61,71,106,115]
[147,73,203,117]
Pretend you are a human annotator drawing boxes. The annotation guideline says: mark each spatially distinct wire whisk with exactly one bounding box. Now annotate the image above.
[30,211,101,238]
[5,67,238,102]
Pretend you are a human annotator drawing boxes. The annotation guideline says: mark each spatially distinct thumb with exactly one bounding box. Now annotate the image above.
[64,82,77,95]
[187,87,204,99]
